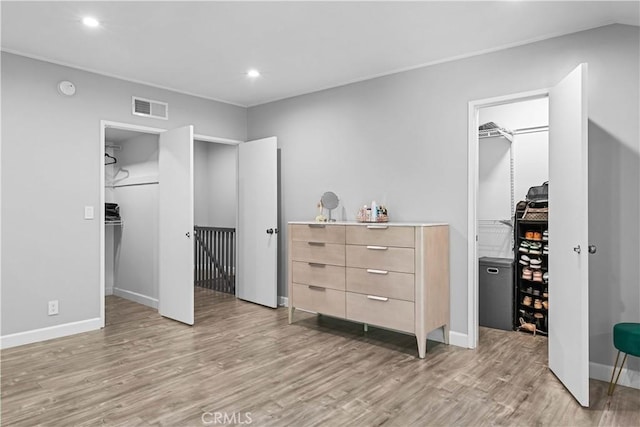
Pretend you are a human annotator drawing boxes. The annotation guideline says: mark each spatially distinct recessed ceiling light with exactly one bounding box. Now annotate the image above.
[82,16,100,28]
[247,69,260,78]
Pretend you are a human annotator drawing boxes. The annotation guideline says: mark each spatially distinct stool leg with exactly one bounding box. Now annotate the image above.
[608,351,628,396]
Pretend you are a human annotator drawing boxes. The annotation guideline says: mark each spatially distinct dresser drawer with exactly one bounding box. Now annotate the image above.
[346,267,414,301]
[291,241,345,266]
[293,261,345,291]
[346,225,414,248]
[346,292,414,333]
[290,224,345,244]
[292,283,345,318]
[346,245,414,273]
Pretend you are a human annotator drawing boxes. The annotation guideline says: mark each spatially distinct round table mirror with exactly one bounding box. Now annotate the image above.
[321,191,339,221]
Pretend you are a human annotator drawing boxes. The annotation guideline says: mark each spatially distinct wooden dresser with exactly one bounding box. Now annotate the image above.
[288,221,449,358]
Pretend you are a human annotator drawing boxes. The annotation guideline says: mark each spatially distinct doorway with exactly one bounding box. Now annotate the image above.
[467,63,591,407]
[476,97,549,334]
[99,121,243,327]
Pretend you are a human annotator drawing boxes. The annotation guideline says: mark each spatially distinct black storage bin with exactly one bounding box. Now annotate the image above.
[479,257,514,331]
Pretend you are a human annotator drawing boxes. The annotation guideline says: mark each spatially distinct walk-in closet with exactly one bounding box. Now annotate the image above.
[104,128,238,319]
[476,97,549,336]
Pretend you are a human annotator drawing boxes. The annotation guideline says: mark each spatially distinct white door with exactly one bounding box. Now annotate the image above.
[237,137,278,308]
[158,125,194,325]
[548,64,589,406]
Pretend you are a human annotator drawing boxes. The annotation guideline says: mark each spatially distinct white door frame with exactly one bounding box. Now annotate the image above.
[466,89,549,348]
[99,120,242,327]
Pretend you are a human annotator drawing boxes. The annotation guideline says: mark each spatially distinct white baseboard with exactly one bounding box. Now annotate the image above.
[590,361,640,390]
[448,331,469,348]
[0,318,101,349]
[278,296,288,307]
[113,288,158,309]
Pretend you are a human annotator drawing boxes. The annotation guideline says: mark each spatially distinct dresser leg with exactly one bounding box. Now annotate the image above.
[416,333,427,359]
[288,306,295,324]
[364,323,368,332]
[443,324,450,345]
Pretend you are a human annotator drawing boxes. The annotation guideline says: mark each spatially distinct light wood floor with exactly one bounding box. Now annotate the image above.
[2,288,638,426]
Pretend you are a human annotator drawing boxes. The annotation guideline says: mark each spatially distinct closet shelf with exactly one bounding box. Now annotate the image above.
[106,220,123,226]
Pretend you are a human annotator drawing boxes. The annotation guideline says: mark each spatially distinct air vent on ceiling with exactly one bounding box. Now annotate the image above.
[132,96,168,120]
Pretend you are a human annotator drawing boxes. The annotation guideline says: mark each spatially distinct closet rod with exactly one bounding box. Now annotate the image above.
[110,181,159,189]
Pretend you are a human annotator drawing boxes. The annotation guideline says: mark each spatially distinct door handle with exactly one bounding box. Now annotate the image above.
[266,228,274,234]
[573,245,581,254]
[186,232,190,238]
[588,244,597,254]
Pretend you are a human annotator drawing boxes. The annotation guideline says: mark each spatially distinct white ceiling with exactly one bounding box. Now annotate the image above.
[2,1,638,107]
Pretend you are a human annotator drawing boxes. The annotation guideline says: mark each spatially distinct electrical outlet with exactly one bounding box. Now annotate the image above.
[48,300,59,316]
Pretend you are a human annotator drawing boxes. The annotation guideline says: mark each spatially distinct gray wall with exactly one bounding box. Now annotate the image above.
[194,141,237,228]
[1,52,246,335]
[247,24,640,367]
[110,133,160,306]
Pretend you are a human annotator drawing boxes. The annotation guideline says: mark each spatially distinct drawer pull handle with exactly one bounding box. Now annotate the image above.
[487,268,499,274]
[366,269,389,275]
[367,295,389,302]
[367,225,388,229]
[366,245,388,250]
[308,224,326,228]
[308,285,326,292]
[308,263,326,268]
[308,241,326,246]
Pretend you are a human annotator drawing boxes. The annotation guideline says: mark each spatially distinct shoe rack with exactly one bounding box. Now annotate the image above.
[514,205,549,335]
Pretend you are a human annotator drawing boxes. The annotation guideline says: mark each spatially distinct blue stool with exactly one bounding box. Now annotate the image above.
[608,322,640,395]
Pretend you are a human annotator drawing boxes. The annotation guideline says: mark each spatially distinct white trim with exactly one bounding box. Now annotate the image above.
[100,122,106,327]
[1,48,246,108]
[448,331,470,348]
[106,286,114,296]
[279,296,289,307]
[467,89,549,350]
[0,318,101,349]
[590,361,640,390]
[113,288,159,309]
[244,22,620,107]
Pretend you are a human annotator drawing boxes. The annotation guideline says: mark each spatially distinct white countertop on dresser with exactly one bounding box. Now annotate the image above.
[288,221,448,227]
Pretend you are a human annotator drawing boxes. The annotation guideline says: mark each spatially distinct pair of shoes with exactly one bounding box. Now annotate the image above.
[542,300,548,310]
[522,267,533,280]
[543,288,548,298]
[519,254,531,265]
[522,296,532,306]
[519,317,537,336]
[532,289,540,296]
[532,231,542,241]
[529,242,542,255]
[543,245,549,255]
[525,231,535,240]
[534,299,542,309]
[543,230,549,241]
[529,258,542,269]
[519,241,531,253]
[533,270,543,282]
[543,272,549,284]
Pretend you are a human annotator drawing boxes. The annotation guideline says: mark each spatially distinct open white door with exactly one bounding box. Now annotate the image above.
[238,137,278,308]
[548,64,589,406]
[158,125,194,325]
